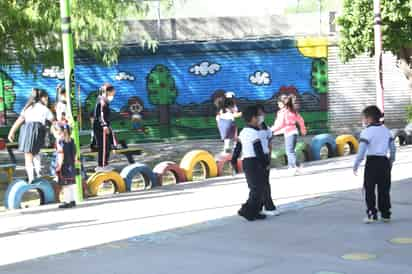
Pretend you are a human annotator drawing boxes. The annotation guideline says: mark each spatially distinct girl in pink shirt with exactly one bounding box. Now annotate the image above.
[271,95,307,174]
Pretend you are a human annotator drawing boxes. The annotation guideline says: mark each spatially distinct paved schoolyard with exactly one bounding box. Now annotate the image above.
[0,146,411,273]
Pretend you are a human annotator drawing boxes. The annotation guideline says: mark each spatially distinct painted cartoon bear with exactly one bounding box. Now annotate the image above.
[121,96,146,132]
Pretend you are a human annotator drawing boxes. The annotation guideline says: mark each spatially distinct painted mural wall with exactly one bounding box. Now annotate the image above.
[0,37,328,142]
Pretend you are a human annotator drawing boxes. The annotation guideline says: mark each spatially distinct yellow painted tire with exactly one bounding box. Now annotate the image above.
[179,150,218,181]
[87,171,126,197]
[336,135,359,156]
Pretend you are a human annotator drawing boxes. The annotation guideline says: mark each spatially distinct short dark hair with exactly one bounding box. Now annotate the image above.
[362,105,382,123]
[243,106,259,123]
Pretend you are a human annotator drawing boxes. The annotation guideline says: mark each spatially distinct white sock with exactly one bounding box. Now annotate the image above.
[26,164,34,183]
[224,139,231,151]
[33,154,42,177]
[63,184,77,203]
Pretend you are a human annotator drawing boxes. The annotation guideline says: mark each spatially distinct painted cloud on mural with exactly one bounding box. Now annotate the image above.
[42,66,65,80]
[249,71,271,86]
[115,71,135,81]
[189,61,221,76]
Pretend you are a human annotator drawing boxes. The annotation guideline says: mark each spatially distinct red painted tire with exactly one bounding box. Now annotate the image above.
[215,154,243,176]
[0,138,5,150]
[153,161,187,185]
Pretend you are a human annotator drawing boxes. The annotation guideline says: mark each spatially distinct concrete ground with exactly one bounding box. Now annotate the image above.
[0,146,411,274]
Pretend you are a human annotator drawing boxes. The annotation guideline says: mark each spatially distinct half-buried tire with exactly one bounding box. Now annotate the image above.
[180,150,218,181]
[391,129,408,147]
[336,135,359,156]
[215,154,243,176]
[121,163,159,191]
[153,161,186,185]
[311,134,337,161]
[295,142,311,163]
[87,171,127,196]
[5,178,56,210]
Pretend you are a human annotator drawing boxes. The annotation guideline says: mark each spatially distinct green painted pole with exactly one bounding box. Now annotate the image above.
[60,0,83,201]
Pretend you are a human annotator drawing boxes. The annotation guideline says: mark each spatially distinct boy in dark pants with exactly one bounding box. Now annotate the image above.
[232,106,269,221]
[256,104,280,216]
[353,106,396,223]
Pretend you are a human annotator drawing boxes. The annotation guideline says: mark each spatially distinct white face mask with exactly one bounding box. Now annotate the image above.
[258,115,265,125]
[107,95,114,102]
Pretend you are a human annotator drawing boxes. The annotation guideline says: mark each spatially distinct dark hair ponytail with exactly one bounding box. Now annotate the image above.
[23,88,46,111]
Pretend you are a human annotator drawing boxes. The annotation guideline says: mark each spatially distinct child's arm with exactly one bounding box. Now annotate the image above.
[253,139,270,169]
[8,116,24,142]
[271,111,285,135]
[353,133,369,175]
[231,142,242,172]
[296,113,307,136]
[56,142,64,172]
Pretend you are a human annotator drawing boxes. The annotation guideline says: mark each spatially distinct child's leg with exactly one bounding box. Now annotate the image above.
[364,159,378,216]
[242,159,264,218]
[63,184,77,203]
[223,139,231,152]
[24,153,34,183]
[94,129,103,167]
[33,154,42,178]
[263,168,276,210]
[377,158,392,218]
[285,135,297,168]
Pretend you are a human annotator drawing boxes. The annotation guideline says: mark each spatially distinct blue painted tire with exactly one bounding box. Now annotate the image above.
[4,179,27,209]
[5,178,56,210]
[120,163,159,191]
[310,134,337,161]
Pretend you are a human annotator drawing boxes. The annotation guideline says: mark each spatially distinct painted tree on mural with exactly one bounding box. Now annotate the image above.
[337,0,412,86]
[312,59,328,93]
[147,65,178,125]
[0,71,16,125]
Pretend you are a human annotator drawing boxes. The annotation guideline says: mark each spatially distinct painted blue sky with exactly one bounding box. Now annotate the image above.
[5,46,314,113]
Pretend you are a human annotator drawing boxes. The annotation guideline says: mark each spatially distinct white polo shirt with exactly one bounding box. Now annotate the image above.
[238,127,260,158]
[21,103,54,125]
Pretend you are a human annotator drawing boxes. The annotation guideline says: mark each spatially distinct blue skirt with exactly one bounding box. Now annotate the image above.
[218,119,237,140]
[18,122,46,154]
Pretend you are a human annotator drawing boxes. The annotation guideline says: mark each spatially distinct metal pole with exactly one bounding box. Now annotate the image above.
[319,0,322,35]
[374,0,384,116]
[60,0,84,201]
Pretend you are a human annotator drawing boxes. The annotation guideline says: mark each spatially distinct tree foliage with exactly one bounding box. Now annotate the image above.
[337,0,412,81]
[147,64,177,106]
[0,0,163,74]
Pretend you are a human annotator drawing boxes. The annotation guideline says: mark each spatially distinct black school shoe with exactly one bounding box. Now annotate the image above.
[363,213,378,224]
[238,209,266,221]
[58,201,76,209]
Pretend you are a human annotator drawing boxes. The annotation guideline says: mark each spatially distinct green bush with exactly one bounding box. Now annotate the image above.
[406,105,412,123]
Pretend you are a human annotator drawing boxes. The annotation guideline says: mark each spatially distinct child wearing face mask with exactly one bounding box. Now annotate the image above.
[271,95,307,176]
[93,83,116,172]
[256,105,280,216]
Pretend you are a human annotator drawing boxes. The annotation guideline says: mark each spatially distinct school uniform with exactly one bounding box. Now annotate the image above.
[55,100,67,122]
[217,110,237,140]
[56,137,77,205]
[354,123,396,219]
[19,102,54,154]
[93,96,112,167]
[232,126,270,220]
[258,123,276,211]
